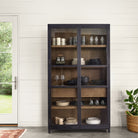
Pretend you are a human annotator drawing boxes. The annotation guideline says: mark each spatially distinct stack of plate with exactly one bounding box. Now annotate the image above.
[86,117,101,125]
[65,117,78,125]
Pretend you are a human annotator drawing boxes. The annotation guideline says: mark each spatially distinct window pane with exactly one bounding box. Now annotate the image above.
[0,22,12,52]
[0,53,12,82]
[0,84,12,113]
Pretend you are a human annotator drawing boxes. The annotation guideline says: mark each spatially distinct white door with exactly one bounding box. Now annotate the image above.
[0,16,17,124]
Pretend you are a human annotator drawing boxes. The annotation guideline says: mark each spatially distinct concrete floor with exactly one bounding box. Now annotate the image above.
[0,127,138,138]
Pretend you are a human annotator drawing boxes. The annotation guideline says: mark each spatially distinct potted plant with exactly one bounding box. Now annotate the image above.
[124,88,138,132]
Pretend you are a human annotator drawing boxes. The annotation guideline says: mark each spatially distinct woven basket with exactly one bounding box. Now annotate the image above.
[127,112,138,133]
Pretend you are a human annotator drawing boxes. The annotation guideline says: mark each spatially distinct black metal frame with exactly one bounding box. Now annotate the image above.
[48,24,110,133]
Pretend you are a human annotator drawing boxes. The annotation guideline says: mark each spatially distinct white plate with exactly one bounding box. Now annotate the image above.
[65,122,78,125]
[86,119,101,125]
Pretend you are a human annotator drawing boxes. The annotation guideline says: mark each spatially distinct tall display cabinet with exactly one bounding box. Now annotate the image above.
[48,24,110,133]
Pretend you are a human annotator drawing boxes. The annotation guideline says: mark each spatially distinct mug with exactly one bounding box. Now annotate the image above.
[95,36,98,45]
[69,37,73,45]
[61,38,66,45]
[100,36,104,45]
[57,37,61,45]
[81,36,85,45]
[52,38,56,45]
[90,36,94,45]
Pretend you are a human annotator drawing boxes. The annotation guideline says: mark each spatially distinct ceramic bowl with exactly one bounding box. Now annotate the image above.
[56,100,69,106]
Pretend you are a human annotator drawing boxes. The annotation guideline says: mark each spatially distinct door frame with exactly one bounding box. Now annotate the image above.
[0,15,19,125]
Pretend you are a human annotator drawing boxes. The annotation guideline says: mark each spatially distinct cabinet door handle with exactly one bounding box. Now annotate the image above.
[12,76,17,89]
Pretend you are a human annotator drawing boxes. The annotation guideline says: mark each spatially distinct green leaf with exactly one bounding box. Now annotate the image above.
[124,99,129,102]
[134,88,138,95]
[136,97,138,103]
[129,95,133,102]
[128,104,132,109]
[126,90,131,96]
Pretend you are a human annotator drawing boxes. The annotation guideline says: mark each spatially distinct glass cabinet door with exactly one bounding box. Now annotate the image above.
[50,28,78,126]
[80,28,108,125]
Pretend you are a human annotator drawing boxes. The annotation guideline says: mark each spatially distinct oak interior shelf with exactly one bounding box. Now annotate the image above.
[52,65,77,68]
[51,45,77,48]
[81,106,106,109]
[81,85,107,88]
[51,45,106,48]
[51,85,107,88]
[51,85,77,88]
[51,106,77,110]
[81,45,106,48]
[81,65,107,68]
[52,65,107,68]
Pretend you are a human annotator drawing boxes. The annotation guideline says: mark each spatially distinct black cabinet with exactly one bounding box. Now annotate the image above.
[48,24,110,133]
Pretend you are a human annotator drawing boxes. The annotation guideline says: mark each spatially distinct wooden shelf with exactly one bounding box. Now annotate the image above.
[51,45,77,48]
[81,106,106,109]
[51,45,106,48]
[81,45,106,48]
[81,85,107,88]
[52,85,107,88]
[52,65,77,68]
[81,123,108,127]
[52,65,107,68]
[51,106,77,110]
[81,65,107,68]
[51,85,77,88]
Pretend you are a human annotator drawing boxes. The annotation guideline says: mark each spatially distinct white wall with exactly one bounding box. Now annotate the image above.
[1,0,138,127]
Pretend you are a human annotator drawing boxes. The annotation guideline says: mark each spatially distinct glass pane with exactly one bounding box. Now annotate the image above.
[51,88,78,125]
[0,22,12,114]
[0,84,12,113]
[0,22,12,52]
[51,28,78,125]
[0,53,12,82]
[81,28,107,125]
[51,28,78,86]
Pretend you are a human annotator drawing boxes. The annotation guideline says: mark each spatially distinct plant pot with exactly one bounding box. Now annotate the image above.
[126,112,138,133]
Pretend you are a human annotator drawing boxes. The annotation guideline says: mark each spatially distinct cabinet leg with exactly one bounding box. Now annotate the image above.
[48,128,52,133]
[108,128,110,132]
[106,128,110,132]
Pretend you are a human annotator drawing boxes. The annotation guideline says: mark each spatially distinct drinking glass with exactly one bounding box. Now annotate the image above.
[61,75,65,85]
[55,75,59,85]
[95,99,100,105]
[100,36,104,45]
[95,36,98,45]
[90,36,94,45]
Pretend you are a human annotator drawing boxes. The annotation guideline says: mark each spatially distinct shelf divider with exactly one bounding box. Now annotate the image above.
[81,106,106,109]
[51,45,77,48]
[81,85,107,88]
[51,106,77,110]
[51,85,77,88]
[52,65,77,68]
[81,65,107,68]
[81,45,106,48]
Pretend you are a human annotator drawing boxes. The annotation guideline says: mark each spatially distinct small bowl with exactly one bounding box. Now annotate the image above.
[56,100,69,106]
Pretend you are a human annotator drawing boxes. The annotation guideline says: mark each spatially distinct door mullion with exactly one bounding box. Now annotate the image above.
[77,27,81,126]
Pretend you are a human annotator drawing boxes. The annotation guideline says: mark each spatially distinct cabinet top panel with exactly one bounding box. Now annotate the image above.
[48,24,110,29]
